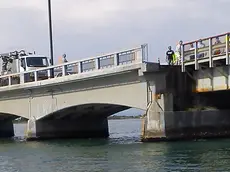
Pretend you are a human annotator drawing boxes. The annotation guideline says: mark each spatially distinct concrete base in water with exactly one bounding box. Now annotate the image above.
[0,120,14,138]
[141,110,230,142]
[26,116,109,140]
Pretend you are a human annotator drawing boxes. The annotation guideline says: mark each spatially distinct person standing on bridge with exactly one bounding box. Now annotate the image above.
[62,54,68,74]
[166,46,175,65]
[62,54,68,63]
[175,40,183,65]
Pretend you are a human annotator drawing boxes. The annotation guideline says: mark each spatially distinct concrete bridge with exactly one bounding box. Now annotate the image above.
[0,44,177,140]
[1,37,230,141]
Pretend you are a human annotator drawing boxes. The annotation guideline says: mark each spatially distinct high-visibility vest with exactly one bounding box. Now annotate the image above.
[173,53,177,63]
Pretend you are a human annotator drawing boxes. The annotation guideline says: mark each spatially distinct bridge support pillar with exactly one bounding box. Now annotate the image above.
[0,120,14,138]
[141,92,230,141]
[141,93,173,141]
[26,116,109,140]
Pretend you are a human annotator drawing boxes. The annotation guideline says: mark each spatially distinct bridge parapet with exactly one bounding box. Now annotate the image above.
[0,44,148,88]
[181,32,230,72]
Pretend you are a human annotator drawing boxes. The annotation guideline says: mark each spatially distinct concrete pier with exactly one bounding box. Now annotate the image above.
[141,65,230,142]
[142,109,230,141]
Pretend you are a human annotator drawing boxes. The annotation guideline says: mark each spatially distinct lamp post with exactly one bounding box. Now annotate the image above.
[48,0,54,77]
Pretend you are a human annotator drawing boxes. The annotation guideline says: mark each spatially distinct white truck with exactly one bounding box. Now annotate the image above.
[0,50,51,85]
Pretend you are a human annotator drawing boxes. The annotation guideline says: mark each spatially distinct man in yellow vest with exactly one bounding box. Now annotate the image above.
[175,40,183,65]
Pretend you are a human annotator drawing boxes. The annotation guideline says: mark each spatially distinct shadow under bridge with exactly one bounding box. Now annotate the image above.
[42,103,131,121]
[0,113,26,138]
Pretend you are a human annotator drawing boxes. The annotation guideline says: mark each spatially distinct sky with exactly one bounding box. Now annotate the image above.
[0,0,229,64]
[1,0,228,116]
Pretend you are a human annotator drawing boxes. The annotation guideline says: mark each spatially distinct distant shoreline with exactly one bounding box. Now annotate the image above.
[12,115,144,123]
[108,115,143,120]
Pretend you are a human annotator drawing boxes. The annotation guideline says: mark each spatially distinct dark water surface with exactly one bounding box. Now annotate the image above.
[0,119,229,171]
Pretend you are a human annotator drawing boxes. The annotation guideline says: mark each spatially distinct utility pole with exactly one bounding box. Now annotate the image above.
[48,0,54,77]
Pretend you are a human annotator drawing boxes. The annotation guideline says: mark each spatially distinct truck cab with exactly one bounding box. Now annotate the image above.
[0,50,51,84]
[19,54,50,80]
[19,55,49,72]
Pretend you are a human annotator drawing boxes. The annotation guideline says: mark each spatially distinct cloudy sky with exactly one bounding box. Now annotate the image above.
[0,0,229,63]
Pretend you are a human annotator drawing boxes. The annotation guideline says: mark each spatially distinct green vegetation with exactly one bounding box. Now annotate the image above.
[13,118,28,124]
[186,106,218,111]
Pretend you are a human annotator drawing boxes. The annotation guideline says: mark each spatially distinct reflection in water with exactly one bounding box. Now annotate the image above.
[0,119,229,172]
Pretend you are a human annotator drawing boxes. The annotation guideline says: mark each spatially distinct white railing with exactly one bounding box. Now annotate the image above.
[181,32,230,72]
[0,44,148,87]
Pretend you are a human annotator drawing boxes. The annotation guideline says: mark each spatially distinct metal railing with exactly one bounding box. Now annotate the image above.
[0,44,148,88]
[181,32,230,72]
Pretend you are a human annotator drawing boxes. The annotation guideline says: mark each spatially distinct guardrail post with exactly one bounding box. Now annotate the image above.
[62,65,66,76]
[34,71,38,81]
[95,58,100,70]
[209,38,213,68]
[181,44,185,72]
[141,44,148,62]
[114,53,119,66]
[8,76,11,86]
[195,41,198,70]
[20,73,24,84]
[78,62,82,73]
[226,33,229,65]
[47,69,51,79]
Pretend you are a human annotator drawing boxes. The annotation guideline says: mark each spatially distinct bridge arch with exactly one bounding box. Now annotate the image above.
[32,103,144,139]
[38,103,143,121]
[0,112,24,121]
[30,80,148,120]
[0,113,26,138]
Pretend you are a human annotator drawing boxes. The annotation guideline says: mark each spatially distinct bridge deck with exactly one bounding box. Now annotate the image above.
[0,44,150,92]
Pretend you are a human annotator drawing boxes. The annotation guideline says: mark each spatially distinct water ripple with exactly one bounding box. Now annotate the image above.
[0,119,229,171]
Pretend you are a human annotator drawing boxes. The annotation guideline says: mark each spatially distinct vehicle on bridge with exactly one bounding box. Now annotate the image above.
[0,50,50,85]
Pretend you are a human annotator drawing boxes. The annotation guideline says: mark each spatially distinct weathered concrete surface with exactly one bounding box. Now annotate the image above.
[141,93,172,141]
[164,110,230,140]
[142,110,230,141]
[141,66,196,141]
[0,62,165,140]
[141,65,230,141]
[0,62,204,141]
[194,65,230,93]
[0,71,148,120]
